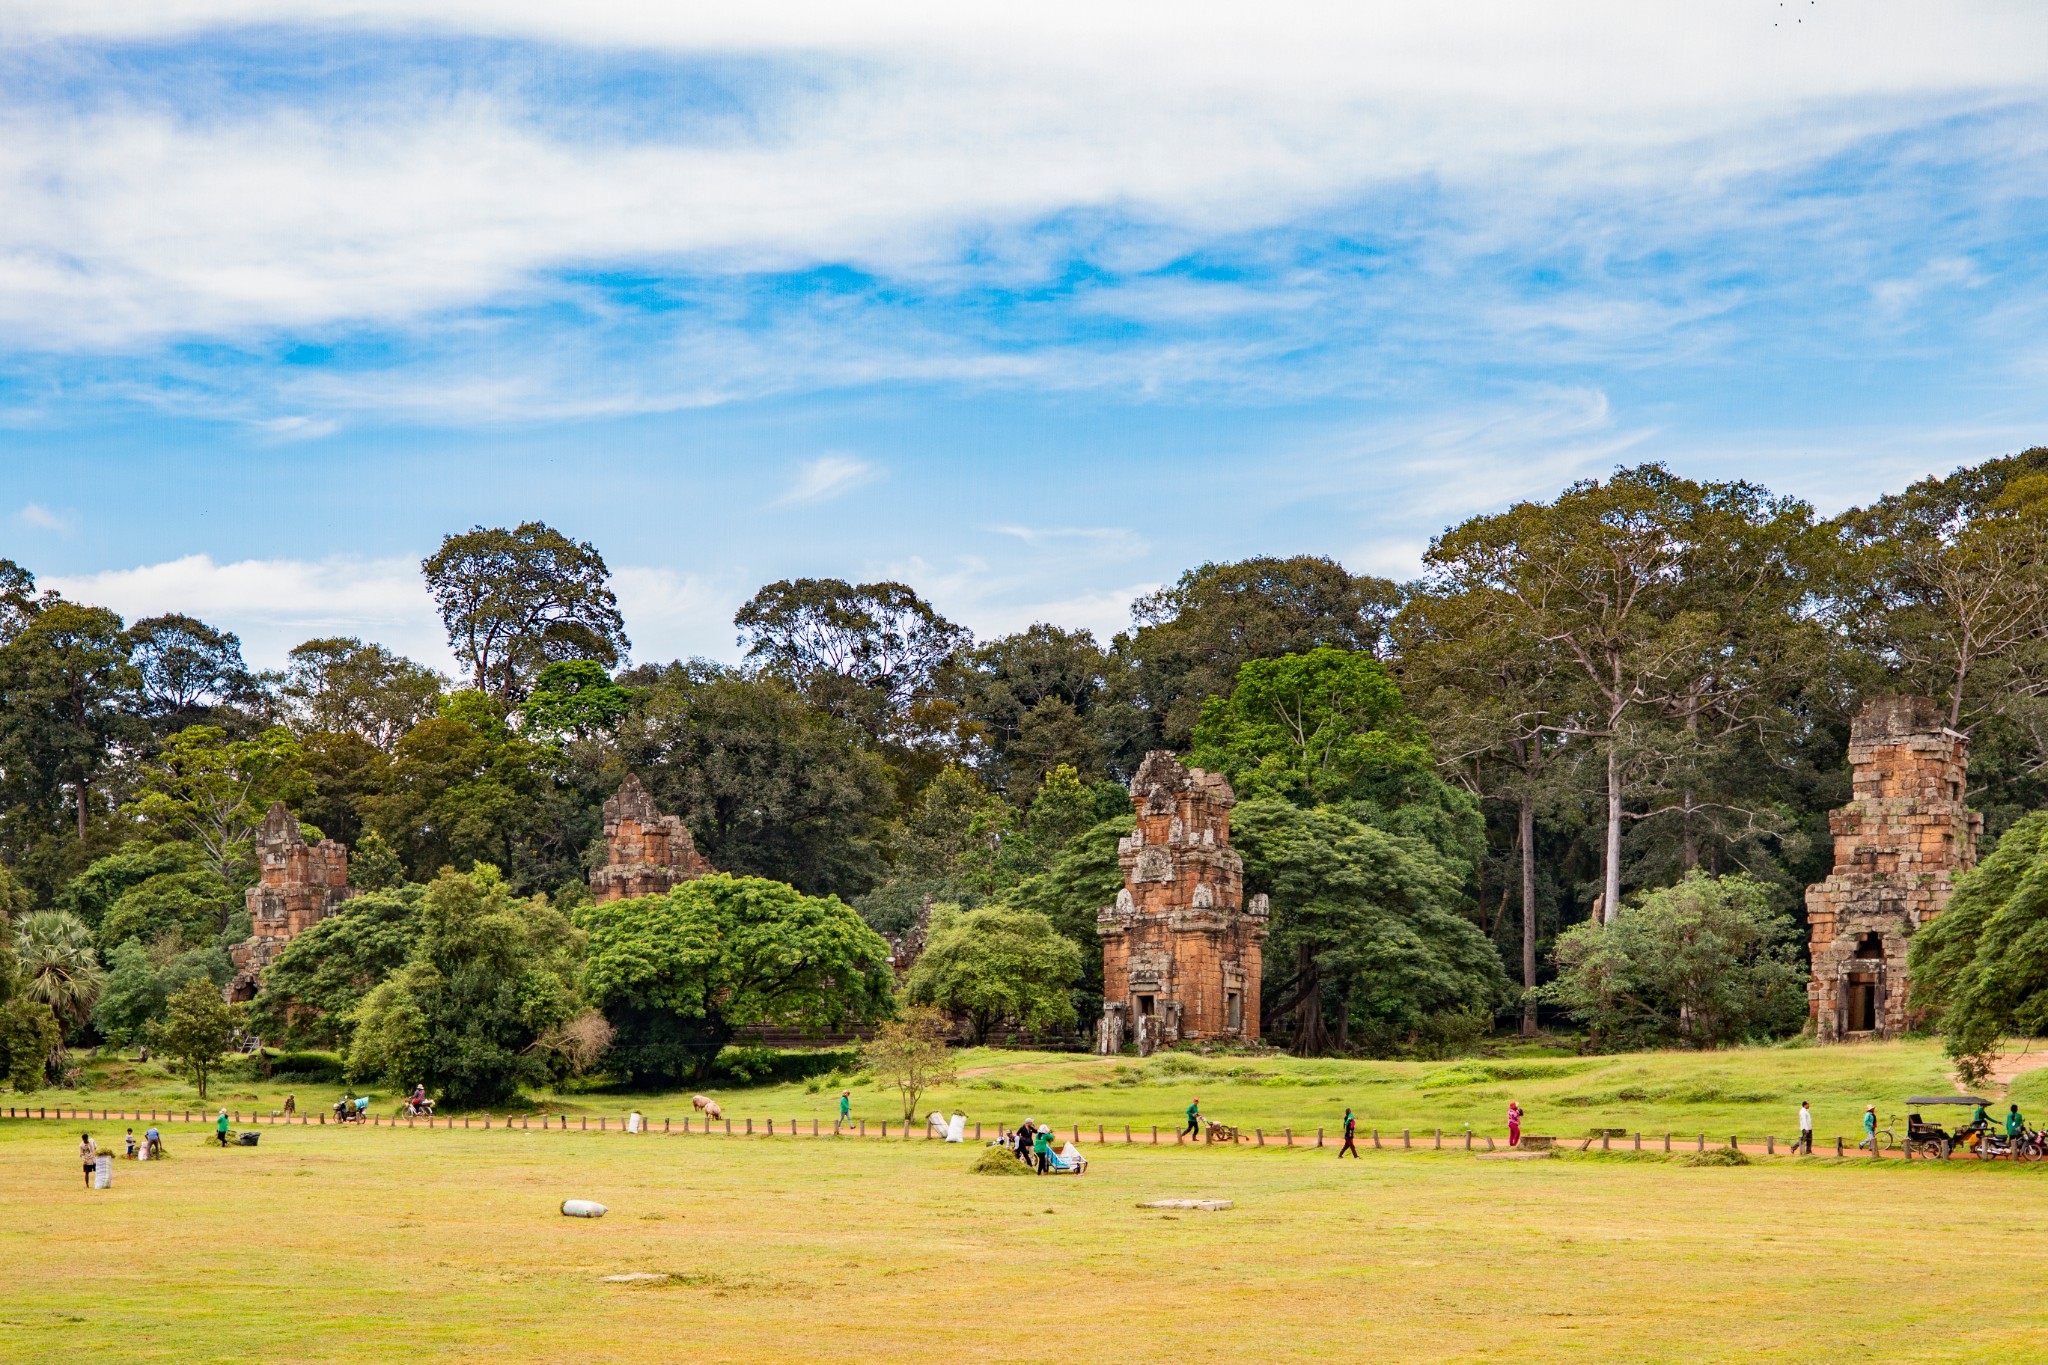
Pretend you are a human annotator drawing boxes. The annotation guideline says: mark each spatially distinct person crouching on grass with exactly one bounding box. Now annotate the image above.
[79,1133,97,1188]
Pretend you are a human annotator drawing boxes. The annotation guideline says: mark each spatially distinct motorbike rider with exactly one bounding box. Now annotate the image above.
[410,1084,428,1114]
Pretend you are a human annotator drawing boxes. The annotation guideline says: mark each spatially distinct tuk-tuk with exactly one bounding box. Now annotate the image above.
[1904,1096,1994,1159]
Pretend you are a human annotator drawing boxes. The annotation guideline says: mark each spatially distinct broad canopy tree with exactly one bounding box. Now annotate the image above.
[423,522,629,703]
[1908,812,2048,1085]
[902,903,1082,1044]
[576,874,893,1085]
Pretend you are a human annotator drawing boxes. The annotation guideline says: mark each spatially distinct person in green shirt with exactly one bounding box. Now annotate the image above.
[839,1091,851,1125]
[1031,1127,1053,1175]
[215,1109,231,1148]
[2006,1105,2025,1138]
[1183,1098,1201,1139]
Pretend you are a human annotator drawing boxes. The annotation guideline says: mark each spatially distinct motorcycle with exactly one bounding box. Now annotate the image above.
[333,1094,370,1124]
[404,1098,435,1119]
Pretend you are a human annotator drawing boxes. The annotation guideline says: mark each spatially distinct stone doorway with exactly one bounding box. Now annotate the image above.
[1843,974,1879,1035]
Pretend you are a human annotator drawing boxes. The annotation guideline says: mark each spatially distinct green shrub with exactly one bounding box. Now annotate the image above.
[712,1045,859,1087]
[1681,1148,1752,1167]
[969,1146,1033,1176]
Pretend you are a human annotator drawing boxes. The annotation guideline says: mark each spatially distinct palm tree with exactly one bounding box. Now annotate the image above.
[14,910,105,1033]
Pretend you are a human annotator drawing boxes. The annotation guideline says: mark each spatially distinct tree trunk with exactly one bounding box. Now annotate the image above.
[1291,942,1330,1057]
[1520,788,1539,1036]
[76,780,88,840]
[1603,746,1622,925]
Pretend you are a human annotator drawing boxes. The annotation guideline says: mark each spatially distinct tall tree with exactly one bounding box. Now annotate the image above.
[902,903,1082,1044]
[1419,464,1818,925]
[125,614,258,732]
[1397,591,1567,1033]
[276,637,445,749]
[122,726,311,884]
[422,523,629,702]
[0,601,141,843]
[950,624,1142,790]
[1907,811,2048,1085]
[1122,556,1402,747]
[13,910,103,1036]
[735,578,970,757]
[617,663,896,897]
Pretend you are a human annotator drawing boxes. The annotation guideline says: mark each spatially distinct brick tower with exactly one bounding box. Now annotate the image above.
[1096,752,1268,1054]
[589,774,714,903]
[227,803,357,1002]
[1806,696,1981,1041]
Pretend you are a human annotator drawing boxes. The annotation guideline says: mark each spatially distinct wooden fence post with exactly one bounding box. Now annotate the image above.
[1836,1136,1844,1157]
[1633,1132,1641,1151]
[1767,1135,1774,1154]
[1373,1129,1381,1149]
[1402,1129,1410,1148]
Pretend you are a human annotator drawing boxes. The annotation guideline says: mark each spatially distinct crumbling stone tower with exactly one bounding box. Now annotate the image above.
[227,803,358,1002]
[1096,752,1268,1053]
[1806,696,1981,1041]
[590,774,713,903]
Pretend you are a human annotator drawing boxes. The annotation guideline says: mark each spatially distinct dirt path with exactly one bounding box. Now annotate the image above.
[1946,1039,2048,1094]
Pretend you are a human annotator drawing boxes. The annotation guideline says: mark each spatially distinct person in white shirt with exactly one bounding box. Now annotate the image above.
[1796,1101,1814,1155]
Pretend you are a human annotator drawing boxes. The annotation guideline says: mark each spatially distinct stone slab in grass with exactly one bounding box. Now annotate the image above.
[1138,1199,1232,1210]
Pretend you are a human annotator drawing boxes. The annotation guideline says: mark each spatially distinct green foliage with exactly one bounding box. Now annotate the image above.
[422,521,629,702]
[1544,873,1807,1050]
[355,704,590,893]
[1234,796,1507,1056]
[248,884,425,1049]
[123,724,312,882]
[0,996,60,1092]
[1124,556,1403,747]
[99,868,238,954]
[1908,813,2048,1084]
[903,903,1083,1043]
[59,842,210,931]
[861,1005,957,1122]
[277,636,445,750]
[152,976,237,1100]
[577,874,894,1086]
[93,938,231,1044]
[1192,647,1422,801]
[346,865,584,1108]
[347,830,406,891]
[617,664,896,897]
[520,660,634,740]
[12,909,103,1034]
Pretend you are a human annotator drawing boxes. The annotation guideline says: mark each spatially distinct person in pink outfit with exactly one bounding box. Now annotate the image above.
[1507,1101,1523,1147]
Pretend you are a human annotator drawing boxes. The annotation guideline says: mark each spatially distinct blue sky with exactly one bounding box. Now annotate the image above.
[3,2,2046,673]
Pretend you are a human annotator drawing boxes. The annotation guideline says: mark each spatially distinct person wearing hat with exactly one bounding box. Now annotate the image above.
[216,1108,231,1148]
[1858,1105,1878,1151]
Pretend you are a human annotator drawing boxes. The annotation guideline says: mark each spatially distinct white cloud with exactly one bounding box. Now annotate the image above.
[610,565,740,663]
[778,454,876,506]
[41,553,756,673]
[45,554,451,671]
[989,525,1149,561]
[17,501,72,532]
[251,415,341,441]
[0,3,2042,354]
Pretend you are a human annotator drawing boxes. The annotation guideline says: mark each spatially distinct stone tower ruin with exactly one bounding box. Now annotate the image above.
[1096,751,1268,1054]
[589,774,714,903]
[1806,695,1980,1041]
[227,803,358,1002]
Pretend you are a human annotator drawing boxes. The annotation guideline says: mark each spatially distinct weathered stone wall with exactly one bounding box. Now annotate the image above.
[590,774,714,903]
[1805,695,1981,1041]
[1097,751,1267,1051]
[227,803,358,1002]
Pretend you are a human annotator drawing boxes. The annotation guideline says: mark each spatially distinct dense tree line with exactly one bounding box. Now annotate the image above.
[2,450,2046,1086]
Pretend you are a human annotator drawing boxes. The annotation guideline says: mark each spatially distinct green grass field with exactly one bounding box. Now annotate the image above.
[6,1110,2048,1363]
[30,1037,2015,1148]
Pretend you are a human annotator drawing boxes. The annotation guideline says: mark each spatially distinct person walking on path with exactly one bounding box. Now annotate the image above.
[1183,1098,1202,1140]
[1858,1105,1878,1151]
[1507,1101,1523,1148]
[1338,1108,1359,1158]
[839,1091,851,1126]
[215,1109,231,1148]
[79,1133,97,1188]
[1797,1101,1814,1155]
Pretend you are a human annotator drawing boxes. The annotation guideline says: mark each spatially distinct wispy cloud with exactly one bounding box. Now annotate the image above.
[17,502,72,532]
[777,454,876,506]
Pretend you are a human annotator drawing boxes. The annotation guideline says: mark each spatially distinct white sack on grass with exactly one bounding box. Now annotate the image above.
[626,1112,643,1134]
[95,1155,112,1189]
[947,1114,967,1143]
[561,1200,608,1218]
